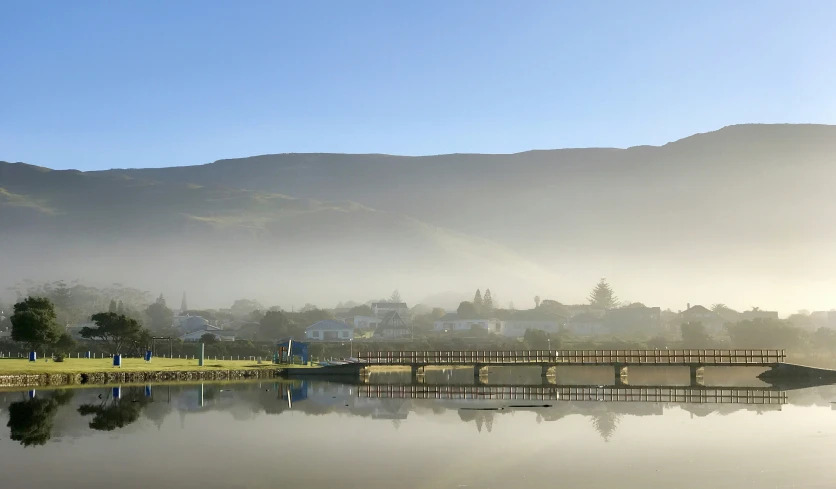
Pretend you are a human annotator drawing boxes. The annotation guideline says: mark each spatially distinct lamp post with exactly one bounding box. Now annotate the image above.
[350,338,353,358]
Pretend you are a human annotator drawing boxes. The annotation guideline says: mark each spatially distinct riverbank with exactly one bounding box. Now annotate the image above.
[0,358,317,387]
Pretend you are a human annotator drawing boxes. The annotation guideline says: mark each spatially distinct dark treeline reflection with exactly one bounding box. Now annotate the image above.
[1,378,835,446]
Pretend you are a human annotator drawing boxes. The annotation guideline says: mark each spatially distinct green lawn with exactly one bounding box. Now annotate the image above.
[0,357,316,375]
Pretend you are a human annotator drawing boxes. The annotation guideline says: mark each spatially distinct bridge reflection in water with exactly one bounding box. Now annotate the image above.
[357,384,788,405]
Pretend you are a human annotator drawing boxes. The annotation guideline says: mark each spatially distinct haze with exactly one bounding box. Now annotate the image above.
[1,2,835,315]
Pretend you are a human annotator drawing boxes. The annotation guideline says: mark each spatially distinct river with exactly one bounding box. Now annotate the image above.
[1,368,835,488]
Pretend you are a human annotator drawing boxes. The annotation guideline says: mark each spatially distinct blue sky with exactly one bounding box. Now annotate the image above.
[1,0,835,170]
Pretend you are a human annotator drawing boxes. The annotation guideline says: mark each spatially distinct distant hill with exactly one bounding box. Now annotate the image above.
[2,124,835,310]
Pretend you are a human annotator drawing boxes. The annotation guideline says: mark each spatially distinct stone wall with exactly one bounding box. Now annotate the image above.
[0,369,280,387]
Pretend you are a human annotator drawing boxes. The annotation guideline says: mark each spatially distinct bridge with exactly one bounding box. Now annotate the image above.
[356,349,786,386]
[358,384,788,405]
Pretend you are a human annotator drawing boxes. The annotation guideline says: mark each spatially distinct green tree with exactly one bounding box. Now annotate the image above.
[390,290,402,303]
[680,322,712,347]
[7,390,74,446]
[726,318,804,349]
[11,297,62,352]
[230,299,264,317]
[80,312,145,355]
[457,301,479,319]
[145,294,173,332]
[200,333,217,344]
[108,299,118,313]
[346,305,374,317]
[259,310,292,340]
[78,388,150,431]
[534,295,541,308]
[588,279,618,309]
[473,290,483,308]
[54,332,77,354]
[483,289,494,312]
[523,329,556,349]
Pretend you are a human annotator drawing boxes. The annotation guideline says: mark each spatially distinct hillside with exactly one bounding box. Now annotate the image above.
[2,124,835,310]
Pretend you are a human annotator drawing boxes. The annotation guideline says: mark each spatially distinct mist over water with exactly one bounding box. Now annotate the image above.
[1,377,834,489]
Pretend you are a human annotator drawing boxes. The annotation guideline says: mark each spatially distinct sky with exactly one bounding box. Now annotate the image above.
[1,0,836,171]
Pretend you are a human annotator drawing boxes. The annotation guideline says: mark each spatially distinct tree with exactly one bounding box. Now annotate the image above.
[54,332,77,354]
[108,300,118,313]
[726,318,803,349]
[457,301,479,319]
[180,292,188,312]
[78,388,150,431]
[680,322,711,347]
[346,305,374,317]
[7,390,74,446]
[80,312,145,355]
[145,294,173,332]
[390,290,402,303]
[11,297,62,352]
[588,279,618,309]
[200,333,217,344]
[711,303,727,312]
[483,289,494,312]
[523,329,556,349]
[259,310,293,341]
[473,290,483,308]
[230,299,264,317]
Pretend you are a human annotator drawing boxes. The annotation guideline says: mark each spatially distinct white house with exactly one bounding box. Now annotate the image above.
[499,320,560,338]
[434,314,501,333]
[353,315,382,330]
[371,302,409,318]
[179,329,235,342]
[565,313,607,336]
[305,320,354,341]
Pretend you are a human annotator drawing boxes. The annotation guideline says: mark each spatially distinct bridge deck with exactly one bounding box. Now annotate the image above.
[358,349,785,367]
[359,384,787,404]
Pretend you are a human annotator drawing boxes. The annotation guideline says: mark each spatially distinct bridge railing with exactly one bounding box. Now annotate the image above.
[357,349,785,366]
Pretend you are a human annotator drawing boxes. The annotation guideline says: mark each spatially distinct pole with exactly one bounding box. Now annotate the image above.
[199,343,204,367]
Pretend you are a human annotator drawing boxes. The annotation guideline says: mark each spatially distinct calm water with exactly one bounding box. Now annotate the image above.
[1,368,836,489]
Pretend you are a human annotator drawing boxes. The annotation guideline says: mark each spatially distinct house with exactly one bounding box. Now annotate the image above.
[305,320,354,341]
[605,306,662,334]
[173,315,210,332]
[353,315,383,330]
[374,311,411,339]
[565,313,607,336]
[179,329,235,342]
[677,305,729,334]
[371,302,409,318]
[499,320,560,338]
[433,314,501,333]
[810,311,836,329]
[739,310,779,321]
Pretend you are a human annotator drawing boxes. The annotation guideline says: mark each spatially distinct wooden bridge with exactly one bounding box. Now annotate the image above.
[358,384,788,405]
[356,349,786,386]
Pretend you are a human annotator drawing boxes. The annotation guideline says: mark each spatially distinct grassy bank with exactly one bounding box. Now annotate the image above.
[0,357,316,375]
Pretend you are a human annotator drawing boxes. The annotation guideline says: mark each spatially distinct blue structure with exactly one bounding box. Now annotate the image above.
[113,354,121,367]
[276,339,310,364]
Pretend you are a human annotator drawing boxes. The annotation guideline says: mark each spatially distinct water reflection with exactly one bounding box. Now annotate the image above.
[0,378,832,445]
[5,389,74,446]
[2,378,836,489]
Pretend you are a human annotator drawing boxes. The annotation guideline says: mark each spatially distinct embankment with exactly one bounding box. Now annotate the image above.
[0,368,282,388]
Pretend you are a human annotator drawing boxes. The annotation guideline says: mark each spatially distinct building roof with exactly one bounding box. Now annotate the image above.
[306,320,352,332]
[379,311,407,328]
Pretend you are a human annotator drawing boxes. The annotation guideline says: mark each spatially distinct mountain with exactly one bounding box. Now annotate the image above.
[0,161,556,308]
[2,124,836,311]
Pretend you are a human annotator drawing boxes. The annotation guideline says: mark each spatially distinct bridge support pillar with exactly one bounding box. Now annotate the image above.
[541,364,552,379]
[615,365,628,386]
[410,365,423,383]
[474,364,485,382]
[689,366,704,386]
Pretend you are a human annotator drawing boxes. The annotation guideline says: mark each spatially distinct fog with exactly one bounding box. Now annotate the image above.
[2,124,836,314]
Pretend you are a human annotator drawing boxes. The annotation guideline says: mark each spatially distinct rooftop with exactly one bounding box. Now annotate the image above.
[306,320,352,332]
